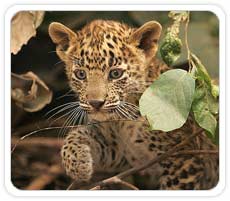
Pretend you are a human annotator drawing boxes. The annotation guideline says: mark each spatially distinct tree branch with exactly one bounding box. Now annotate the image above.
[90,177,139,190]
[24,164,63,190]
[12,137,63,148]
[173,149,218,156]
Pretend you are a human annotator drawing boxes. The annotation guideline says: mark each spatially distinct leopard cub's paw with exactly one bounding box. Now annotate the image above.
[61,143,93,182]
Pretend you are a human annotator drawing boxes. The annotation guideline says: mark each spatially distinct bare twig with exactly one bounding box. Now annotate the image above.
[90,177,139,190]
[24,164,64,190]
[66,181,76,190]
[12,137,63,148]
[11,126,67,154]
[12,120,63,136]
[173,149,218,156]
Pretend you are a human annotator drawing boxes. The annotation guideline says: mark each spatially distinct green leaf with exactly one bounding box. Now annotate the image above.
[190,53,219,98]
[211,84,219,99]
[192,86,219,137]
[160,36,182,66]
[139,69,195,132]
[190,53,219,138]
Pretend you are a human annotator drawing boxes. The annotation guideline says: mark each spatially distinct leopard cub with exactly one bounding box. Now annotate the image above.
[49,19,218,189]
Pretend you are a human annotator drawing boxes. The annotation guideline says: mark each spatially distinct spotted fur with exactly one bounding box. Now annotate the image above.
[49,20,218,189]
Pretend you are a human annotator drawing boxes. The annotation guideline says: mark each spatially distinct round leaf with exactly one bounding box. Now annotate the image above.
[139,69,195,132]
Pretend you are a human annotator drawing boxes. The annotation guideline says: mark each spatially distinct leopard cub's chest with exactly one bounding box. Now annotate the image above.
[92,120,166,162]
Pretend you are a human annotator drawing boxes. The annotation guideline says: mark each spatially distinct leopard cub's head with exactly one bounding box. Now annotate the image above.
[49,20,162,122]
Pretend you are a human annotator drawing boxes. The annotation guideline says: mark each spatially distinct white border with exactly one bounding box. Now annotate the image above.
[4,4,226,197]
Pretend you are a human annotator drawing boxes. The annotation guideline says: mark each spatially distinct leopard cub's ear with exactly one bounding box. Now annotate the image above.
[48,22,77,57]
[129,21,162,61]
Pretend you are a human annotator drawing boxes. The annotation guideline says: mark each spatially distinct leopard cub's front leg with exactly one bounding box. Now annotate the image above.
[61,128,93,181]
[61,125,128,181]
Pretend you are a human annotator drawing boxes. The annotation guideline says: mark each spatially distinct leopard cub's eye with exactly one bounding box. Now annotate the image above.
[108,69,124,80]
[74,69,87,80]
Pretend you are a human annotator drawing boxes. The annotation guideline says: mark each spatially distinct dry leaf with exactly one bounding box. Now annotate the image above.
[11,11,45,55]
[11,71,53,112]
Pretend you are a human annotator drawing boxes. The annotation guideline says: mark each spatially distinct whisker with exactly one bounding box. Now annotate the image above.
[56,89,74,100]
[72,109,84,127]
[48,106,80,126]
[123,102,140,111]
[75,109,83,125]
[111,109,118,120]
[47,104,79,121]
[56,94,76,100]
[48,50,59,54]
[120,104,139,119]
[48,50,79,63]
[83,111,88,124]
[45,101,79,116]
[119,104,136,120]
[79,110,86,124]
[64,108,81,138]
[114,108,123,119]
[58,107,80,140]
[54,60,64,66]
[116,106,131,119]
[58,108,76,133]
[82,110,87,125]
[78,110,85,125]
[123,102,140,118]
[64,109,84,138]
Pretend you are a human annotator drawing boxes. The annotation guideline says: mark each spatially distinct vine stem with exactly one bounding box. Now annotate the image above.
[184,11,192,72]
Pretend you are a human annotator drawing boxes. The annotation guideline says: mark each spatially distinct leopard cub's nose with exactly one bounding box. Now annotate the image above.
[88,99,105,110]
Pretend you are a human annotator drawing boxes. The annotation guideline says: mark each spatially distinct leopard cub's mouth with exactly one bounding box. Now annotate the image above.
[80,101,120,112]
[80,100,140,121]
